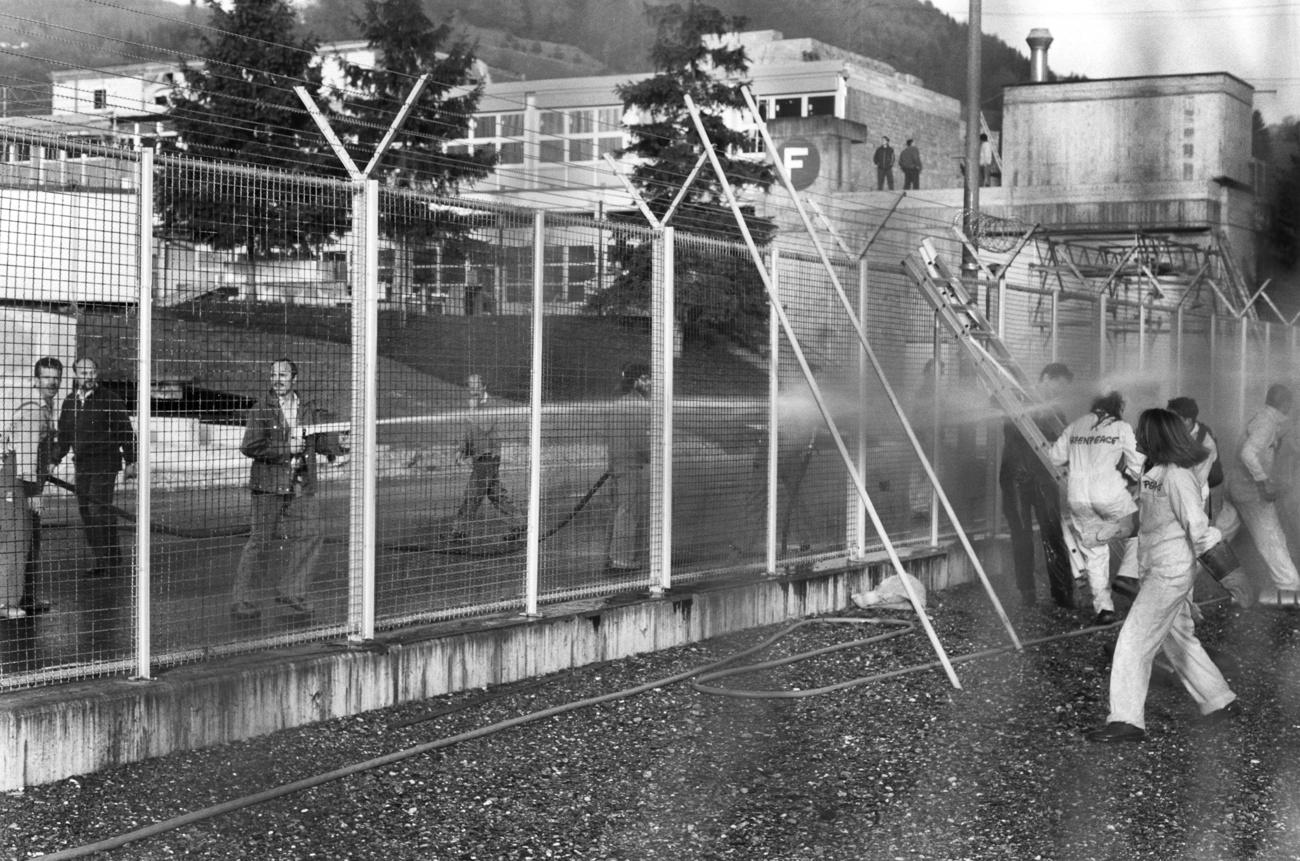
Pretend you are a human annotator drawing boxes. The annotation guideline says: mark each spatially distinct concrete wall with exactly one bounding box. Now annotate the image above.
[1002,74,1255,189]
[0,545,978,789]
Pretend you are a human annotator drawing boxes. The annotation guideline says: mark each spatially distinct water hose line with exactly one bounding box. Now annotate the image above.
[34,611,1146,860]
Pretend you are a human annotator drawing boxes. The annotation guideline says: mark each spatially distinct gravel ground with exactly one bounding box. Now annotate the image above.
[3,582,1300,861]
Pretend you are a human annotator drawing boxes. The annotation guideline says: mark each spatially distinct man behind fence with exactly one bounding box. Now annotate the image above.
[1,357,62,618]
[605,362,651,575]
[230,358,346,622]
[54,357,137,579]
[451,373,524,542]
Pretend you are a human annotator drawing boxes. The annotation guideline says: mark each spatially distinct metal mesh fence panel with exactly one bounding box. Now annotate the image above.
[149,155,355,663]
[369,194,536,626]
[8,122,1300,693]
[2,133,141,688]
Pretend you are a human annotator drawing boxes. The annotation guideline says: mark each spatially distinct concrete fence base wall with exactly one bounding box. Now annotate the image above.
[0,541,980,790]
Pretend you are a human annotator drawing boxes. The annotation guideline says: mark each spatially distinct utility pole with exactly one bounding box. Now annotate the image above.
[962,0,983,281]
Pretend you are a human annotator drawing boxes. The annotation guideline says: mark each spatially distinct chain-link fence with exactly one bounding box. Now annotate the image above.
[2,126,1295,691]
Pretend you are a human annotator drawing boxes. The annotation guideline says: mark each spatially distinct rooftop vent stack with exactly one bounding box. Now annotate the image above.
[1026,28,1053,82]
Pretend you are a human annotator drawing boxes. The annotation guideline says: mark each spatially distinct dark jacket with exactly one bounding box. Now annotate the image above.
[55,385,136,475]
[240,391,345,496]
[1001,407,1067,485]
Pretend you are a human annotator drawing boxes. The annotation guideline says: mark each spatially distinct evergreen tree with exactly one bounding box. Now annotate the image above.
[589,1,776,348]
[161,0,343,270]
[344,0,496,241]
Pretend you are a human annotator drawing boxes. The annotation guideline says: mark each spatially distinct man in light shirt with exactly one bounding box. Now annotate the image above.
[1222,384,1300,604]
[229,358,346,622]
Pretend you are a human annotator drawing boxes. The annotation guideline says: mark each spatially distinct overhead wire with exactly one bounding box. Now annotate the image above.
[0,1,982,239]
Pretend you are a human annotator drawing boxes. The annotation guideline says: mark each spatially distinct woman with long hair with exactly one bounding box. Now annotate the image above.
[1087,408,1239,742]
[1049,391,1143,624]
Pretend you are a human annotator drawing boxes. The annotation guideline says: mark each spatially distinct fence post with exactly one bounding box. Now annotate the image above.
[766,250,780,573]
[348,179,379,642]
[524,211,545,614]
[649,227,674,596]
[1209,313,1218,420]
[1174,307,1183,397]
[1138,300,1147,371]
[1050,289,1059,363]
[849,255,867,560]
[133,146,154,681]
[1097,295,1108,378]
[1237,316,1248,433]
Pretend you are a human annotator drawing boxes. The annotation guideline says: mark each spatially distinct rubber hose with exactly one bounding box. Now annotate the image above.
[33,607,1163,860]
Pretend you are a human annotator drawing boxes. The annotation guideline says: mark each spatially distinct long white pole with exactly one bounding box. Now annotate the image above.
[133,146,154,681]
[684,95,962,688]
[739,87,1020,650]
[525,212,545,615]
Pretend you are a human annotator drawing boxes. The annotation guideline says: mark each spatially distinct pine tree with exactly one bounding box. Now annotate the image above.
[589,1,776,349]
[161,0,343,269]
[344,0,496,242]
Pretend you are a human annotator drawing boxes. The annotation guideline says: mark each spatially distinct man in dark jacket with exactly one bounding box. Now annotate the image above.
[54,357,136,578]
[1000,362,1075,609]
[230,358,346,621]
[873,136,895,190]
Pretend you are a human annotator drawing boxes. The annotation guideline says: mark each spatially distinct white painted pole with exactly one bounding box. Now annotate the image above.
[525,212,545,615]
[651,227,674,595]
[685,95,963,687]
[735,87,1020,651]
[133,147,154,681]
[1238,316,1249,433]
[348,180,379,642]
[767,250,780,574]
[852,257,868,559]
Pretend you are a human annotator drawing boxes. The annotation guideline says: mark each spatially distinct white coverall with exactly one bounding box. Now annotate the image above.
[1106,464,1236,729]
[1050,413,1143,614]
[1116,420,1222,585]
[1223,404,1300,596]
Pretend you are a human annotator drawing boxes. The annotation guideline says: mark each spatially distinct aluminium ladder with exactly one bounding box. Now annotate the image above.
[902,239,1066,487]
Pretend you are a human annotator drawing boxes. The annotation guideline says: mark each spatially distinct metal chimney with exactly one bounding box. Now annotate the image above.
[1026,28,1053,82]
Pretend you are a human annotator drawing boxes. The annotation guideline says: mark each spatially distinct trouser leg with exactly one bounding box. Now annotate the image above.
[1000,474,1036,597]
[1031,477,1074,607]
[0,487,30,607]
[607,467,646,569]
[232,493,282,603]
[1108,565,1193,729]
[1076,539,1114,613]
[1236,496,1300,591]
[1161,599,1236,715]
[280,494,323,602]
[77,470,119,572]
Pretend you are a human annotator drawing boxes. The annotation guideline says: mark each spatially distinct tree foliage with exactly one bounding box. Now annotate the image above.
[343,0,497,242]
[588,1,775,349]
[161,0,344,260]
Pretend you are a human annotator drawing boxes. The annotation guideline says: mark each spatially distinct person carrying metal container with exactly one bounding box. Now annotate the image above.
[1087,408,1240,743]
[1050,391,1143,626]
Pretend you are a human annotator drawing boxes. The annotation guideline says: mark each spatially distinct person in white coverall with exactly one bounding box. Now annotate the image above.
[1221,383,1300,603]
[1050,392,1143,625]
[1086,408,1240,743]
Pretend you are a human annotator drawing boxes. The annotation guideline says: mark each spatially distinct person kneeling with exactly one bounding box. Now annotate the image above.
[1087,408,1241,743]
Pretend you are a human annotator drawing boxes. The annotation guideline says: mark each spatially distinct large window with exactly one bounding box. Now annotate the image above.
[92,89,107,110]
[754,92,838,120]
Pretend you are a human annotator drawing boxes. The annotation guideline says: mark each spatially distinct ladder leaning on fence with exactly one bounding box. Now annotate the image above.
[901,239,1066,487]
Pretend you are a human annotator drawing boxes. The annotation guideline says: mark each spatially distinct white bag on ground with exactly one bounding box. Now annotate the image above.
[851,572,926,611]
